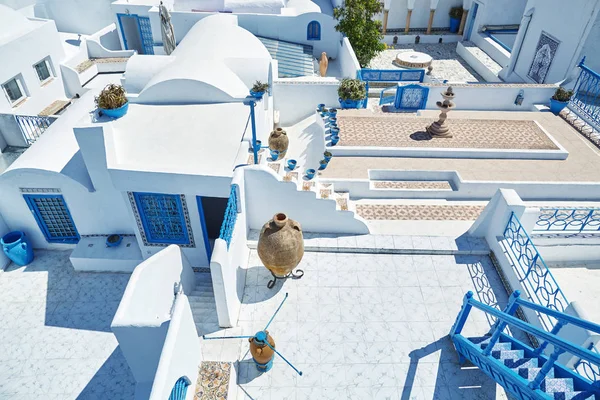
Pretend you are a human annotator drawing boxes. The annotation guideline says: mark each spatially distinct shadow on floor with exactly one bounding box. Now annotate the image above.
[76,346,136,399]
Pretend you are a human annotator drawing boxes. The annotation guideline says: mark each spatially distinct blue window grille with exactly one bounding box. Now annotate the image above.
[534,207,600,232]
[395,84,429,110]
[117,14,155,55]
[168,377,189,400]
[23,194,80,244]
[569,57,600,132]
[307,21,321,40]
[133,192,190,245]
[219,185,239,248]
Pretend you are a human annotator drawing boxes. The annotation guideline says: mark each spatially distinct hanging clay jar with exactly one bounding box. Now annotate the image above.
[319,52,328,77]
[268,128,289,157]
[257,213,304,278]
[249,331,276,371]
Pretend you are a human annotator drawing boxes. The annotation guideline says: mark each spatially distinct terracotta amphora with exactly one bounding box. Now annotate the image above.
[249,330,276,371]
[257,213,304,278]
[319,52,328,77]
[268,128,289,157]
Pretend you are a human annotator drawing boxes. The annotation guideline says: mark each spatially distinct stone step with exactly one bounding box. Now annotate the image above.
[492,349,524,360]
[190,290,214,298]
[503,357,539,370]
[541,378,574,394]
[480,341,512,352]
[246,230,489,255]
[517,367,554,380]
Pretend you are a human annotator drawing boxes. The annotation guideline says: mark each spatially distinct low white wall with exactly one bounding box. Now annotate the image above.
[338,37,360,78]
[243,165,369,234]
[149,294,201,400]
[535,237,600,264]
[471,33,510,67]
[0,213,9,269]
[456,41,502,83]
[383,33,462,45]
[112,246,196,384]
[88,23,124,52]
[273,79,339,126]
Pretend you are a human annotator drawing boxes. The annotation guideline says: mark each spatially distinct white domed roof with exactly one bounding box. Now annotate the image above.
[0,5,33,44]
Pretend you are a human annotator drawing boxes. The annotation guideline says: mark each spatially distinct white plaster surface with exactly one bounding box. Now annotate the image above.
[549,265,600,324]
[234,250,510,399]
[0,250,135,399]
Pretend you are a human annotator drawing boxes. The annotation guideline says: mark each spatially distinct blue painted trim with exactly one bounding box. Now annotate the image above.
[195,196,212,261]
[465,2,479,41]
[23,194,80,244]
[133,192,191,245]
[487,32,512,52]
[394,84,430,110]
[379,86,396,106]
[535,207,600,232]
[307,21,321,41]
[218,185,238,248]
[248,101,258,164]
[116,14,129,50]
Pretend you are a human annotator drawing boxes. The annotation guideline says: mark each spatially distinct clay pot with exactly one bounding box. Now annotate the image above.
[249,331,276,369]
[319,52,328,77]
[268,128,289,157]
[257,213,304,278]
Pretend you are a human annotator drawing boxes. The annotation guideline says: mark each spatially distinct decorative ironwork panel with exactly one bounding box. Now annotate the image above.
[168,377,189,400]
[379,86,396,106]
[15,115,56,145]
[380,71,402,81]
[23,194,79,244]
[219,185,239,248]
[130,192,194,247]
[503,213,567,330]
[395,84,429,110]
[358,69,424,83]
[535,208,600,232]
[137,16,155,55]
[570,58,600,132]
[575,344,600,382]
[400,71,425,81]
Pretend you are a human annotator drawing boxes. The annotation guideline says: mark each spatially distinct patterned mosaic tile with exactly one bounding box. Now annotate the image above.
[302,181,315,191]
[336,197,349,211]
[373,180,452,190]
[336,116,559,150]
[355,204,485,220]
[268,163,281,173]
[247,154,262,164]
[194,361,230,400]
[38,99,70,116]
[320,189,332,199]
[283,171,298,182]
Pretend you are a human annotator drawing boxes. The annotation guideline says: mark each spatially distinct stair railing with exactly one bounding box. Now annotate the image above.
[451,291,600,388]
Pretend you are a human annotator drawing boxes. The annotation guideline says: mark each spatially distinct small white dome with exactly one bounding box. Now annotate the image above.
[0,5,33,44]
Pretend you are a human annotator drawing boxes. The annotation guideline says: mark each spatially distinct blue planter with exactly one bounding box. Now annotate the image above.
[328,108,337,115]
[324,154,332,163]
[339,98,363,109]
[106,234,123,247]
[330,127,340,135]
[287,159,297,170]
[549,98,568,115]
[317,103,325,111]
[250,91,265,99]
[100,102,129,119]
[450,17,460,33]
[330,136,339,146]
[1,231,34,266]
[270,149,280,161]
[306,169,316,180]
[319,162,328,170]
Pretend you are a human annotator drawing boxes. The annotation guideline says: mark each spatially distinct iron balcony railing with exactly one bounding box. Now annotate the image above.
[218,185,239,248]
[569,56,600,131]
[15,114,57,145]
[534,207,600,232]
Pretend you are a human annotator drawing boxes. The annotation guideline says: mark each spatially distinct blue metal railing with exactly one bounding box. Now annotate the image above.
[486,32,513,53]
[503,212,568,330]
[358,68,425,83]
[379,86,395,106]
[15,114,57,145]
[168,377,189,400]
[534,208,600,232]
[451,291,600,393]
[218,185,238,248]
[569,57,600,131]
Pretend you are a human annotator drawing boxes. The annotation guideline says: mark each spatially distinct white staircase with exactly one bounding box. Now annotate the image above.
[189,272,219,335]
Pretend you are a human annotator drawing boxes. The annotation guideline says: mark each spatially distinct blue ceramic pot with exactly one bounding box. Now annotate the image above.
[339,98,363,109]
[330,136,339,146]
[287,159,297,170]
[100,102,129,118]
[319,162,328,170]
[1,231,34,266]
[549,98,568,115]
[330,127,340,135]
[106,234,123,247]
[317,103,325,111]
[250,91,265,99]
[270,149,280,161]
[324,154,332,163]
[306,169,316,179]
[450,17,460,33]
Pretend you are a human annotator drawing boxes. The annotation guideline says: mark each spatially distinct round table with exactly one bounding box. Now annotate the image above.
[394,51,433,73]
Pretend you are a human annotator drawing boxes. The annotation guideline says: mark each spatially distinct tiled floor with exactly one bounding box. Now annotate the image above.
[335,116,558,150]
[355,204,486,221]
[0,250,135,400]
[368,44,484,83]
[235,251,510,399]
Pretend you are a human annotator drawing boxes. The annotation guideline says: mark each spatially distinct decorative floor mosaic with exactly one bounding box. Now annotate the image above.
[336,117,559,150]
[355,204,486,220]
[194,361,230,400]
[247,154,262,164]
[283,171,298,182]
[302,181,315,191]
[373,181,452,190]
[268,163,281,173]
[336,197,349,211]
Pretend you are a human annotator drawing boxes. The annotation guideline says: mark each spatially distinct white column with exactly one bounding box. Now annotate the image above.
[427,0,440,34]
[458,0,472,35]
[383,0,391,35]
[405,0,416,33]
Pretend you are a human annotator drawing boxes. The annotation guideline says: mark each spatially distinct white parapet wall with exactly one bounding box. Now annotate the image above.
[273,78,339,126]
[338,37,361,79]
[111,245,196,394]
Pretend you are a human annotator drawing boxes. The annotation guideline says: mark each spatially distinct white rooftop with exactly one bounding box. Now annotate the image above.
[107,103,249,177]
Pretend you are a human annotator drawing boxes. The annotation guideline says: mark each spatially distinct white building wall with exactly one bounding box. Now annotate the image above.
[0,19,66,115]
[511,0,600,84]
[35,0,117,35]
[579,13,600,73]
[385,0,461,31]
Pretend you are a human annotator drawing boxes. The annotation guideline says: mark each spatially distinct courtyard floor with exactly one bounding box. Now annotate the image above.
[235,250,511,399]
[0,250,135,400]
[368,44,484,83]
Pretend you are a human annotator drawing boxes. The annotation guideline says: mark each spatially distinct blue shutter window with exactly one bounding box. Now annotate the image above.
[133,192,190,245]
[307,21,321,40]
[24,194,80,244]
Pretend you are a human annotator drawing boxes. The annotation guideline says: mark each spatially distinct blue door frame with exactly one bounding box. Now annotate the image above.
[23,194,80,244]
[196,197,212,262]
[117,13,154,55]
[465,2,479,41]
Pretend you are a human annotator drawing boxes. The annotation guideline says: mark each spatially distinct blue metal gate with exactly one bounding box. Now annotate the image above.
[24,194,80,244]
[378,84,429,110]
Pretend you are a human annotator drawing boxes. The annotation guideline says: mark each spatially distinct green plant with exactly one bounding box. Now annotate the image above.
[552,86,574,102]
[320,159,327,165]
[251,81,269,93]
[95,84,127,109]
[324,150,332,157]
[334,0,386,67]
[449,6,463,19]
[338,78,367,101]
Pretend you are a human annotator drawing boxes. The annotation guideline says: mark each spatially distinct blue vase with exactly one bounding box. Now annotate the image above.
[450,17,460,33]
[100,102,129,118]
[1,231,34,266]
[106,234,123,247]
[549,98,568,115]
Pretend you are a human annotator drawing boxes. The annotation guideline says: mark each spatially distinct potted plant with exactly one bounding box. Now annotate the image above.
[318,159,328,170]
[95,84,128,118]
[106,234,123,247]
[338,78,367,109]
[449,7,463,33]
[306,168,316,179]
[250,81,269,99]
[324,151,332,163]
[550,86,574,115]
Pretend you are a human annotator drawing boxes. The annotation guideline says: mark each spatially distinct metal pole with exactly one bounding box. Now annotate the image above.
[249,101,258,164]
[264,293,289,331]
